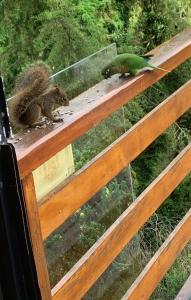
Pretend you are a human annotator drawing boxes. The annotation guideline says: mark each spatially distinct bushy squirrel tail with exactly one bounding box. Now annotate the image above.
[9,61,52,128]
[12,61,52,96]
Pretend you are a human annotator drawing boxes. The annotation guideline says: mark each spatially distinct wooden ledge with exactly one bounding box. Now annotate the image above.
[10,28,191,179]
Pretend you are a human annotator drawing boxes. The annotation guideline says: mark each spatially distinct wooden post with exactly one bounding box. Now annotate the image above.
[22,174,51,300]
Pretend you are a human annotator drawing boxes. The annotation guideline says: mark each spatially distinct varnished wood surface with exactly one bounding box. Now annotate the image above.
[51,144,191,300]
[33,145,74,201]
[11,28,191,179]
[40,79,191,239]
[22,174,51,300]
[121,209,191,300]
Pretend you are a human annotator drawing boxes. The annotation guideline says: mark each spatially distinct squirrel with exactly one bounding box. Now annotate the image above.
[8,61,69,130]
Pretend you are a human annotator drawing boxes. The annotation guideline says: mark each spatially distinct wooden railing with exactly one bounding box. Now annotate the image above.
[13,28,191,300]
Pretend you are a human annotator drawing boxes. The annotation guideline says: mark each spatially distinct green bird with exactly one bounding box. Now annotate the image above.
[101,53,169,79]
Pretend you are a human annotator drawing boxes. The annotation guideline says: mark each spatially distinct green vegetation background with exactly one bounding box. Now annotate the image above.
[1,1,191,299]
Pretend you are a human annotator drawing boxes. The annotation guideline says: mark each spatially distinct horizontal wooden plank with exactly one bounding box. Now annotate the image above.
[51,144,191,300]
[40,79,191,239]
[16,28,191,179]
[121,209,191,300]
[174,274,191,300]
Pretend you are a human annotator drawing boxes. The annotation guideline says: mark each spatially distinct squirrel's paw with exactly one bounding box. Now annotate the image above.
[52,117,64,123]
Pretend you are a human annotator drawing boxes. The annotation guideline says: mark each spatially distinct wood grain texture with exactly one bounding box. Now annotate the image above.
[51,144,191,300]
[16,28,191,179]
[174,274,191,300]
[40,79,191,239]
[22,174,51,300]
[121,209,191,300]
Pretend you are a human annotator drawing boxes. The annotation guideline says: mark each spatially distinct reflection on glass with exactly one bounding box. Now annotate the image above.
[52,43,117,99]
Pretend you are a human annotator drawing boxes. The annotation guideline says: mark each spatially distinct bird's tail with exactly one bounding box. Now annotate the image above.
[148,63,170,72]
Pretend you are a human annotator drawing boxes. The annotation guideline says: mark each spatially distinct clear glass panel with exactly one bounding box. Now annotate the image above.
[45,165,138,288]
[43,44,141,289]
[52,43,117,99]
[84,170,191,300]
[83,239,142,300]
[72,106,132,171]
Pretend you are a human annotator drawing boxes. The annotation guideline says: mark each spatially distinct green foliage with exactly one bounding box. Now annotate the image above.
[132,126,181,194]
[79,221,105,247]
[73,108,131,170]
[159,174,191,221]
[150,244,191,300]
[1,0,191,93]
[1,1,191,298]
[0,1,48,92]
[136,0,191,51]
[35,0,110,70]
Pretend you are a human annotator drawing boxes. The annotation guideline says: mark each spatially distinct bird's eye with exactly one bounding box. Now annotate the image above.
[106,69,110,74]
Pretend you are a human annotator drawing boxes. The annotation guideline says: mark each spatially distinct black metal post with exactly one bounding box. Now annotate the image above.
[0,76,42,300]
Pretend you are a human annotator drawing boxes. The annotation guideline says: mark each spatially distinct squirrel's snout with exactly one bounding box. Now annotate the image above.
[64,96,70,106]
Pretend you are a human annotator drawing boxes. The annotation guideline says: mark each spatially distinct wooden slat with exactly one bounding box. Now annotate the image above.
[174,274,191,300]
[40,79,191,239]
[22,174,51,300]
[17,28,191,179]
[51,144,191,300]
[121,209,191,300]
